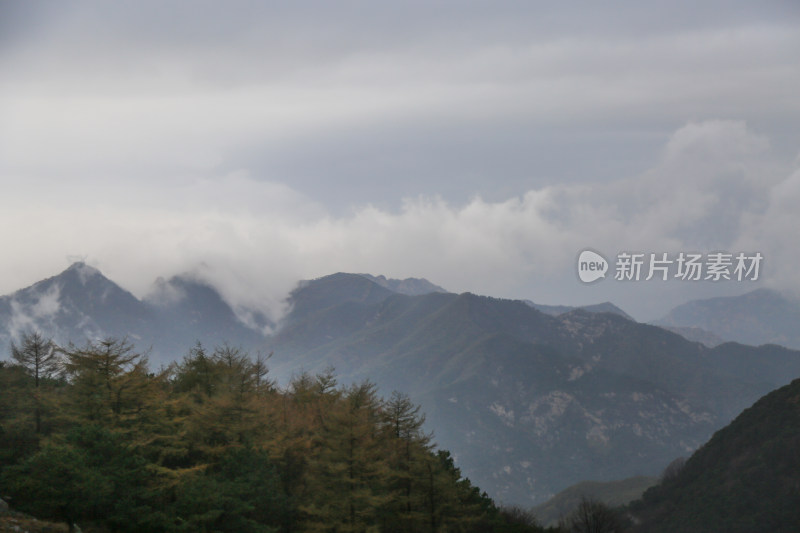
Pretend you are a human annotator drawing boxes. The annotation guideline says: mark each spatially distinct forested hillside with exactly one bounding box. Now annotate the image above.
[0,334,544,533]
[628,377,800,532]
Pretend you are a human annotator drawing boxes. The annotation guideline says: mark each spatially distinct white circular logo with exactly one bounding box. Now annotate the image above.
[577,250,608,283]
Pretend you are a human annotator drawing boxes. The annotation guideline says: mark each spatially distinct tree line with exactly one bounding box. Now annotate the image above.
[0,332,552,533]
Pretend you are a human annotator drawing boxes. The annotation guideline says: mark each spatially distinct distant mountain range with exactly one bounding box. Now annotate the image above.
[655,325,726,347]
[533,475,658,528]
[2,264,800,506]
[264,273,800,504]
[655,288,800,349]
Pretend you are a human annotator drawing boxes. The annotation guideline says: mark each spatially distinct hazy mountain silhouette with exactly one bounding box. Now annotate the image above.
[525,300,634,320]
[656,288,800,349]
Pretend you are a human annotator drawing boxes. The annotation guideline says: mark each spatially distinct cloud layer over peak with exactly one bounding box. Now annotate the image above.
[1,2,798,321]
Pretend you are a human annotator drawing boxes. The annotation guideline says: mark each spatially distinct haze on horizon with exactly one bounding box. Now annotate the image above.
[1,1,799,322]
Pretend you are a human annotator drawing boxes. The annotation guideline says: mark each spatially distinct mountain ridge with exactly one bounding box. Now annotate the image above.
[265,274,800,503]
[526,300,634,321]
[0,265,452,365]
[656,288,800,349]
[3,265,800,506]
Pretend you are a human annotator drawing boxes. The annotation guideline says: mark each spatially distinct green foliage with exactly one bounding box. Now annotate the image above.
[1,424,166,532]
[61,337,152,426]
[11,332,60,387]
[174,446,288,533]
[0,338,544,533]
[0,333,66,465]
[0,362,41,465]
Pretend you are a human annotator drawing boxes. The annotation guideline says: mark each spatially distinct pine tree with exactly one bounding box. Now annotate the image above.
[2,339,528,533]
[1,424,166,533]
[61,337,151,428]
[173,446,289,533]
[422,450,494,532]
[0,362,40,463]
[301,381,391,532]
[380,391,433,532]
[176,345,275,456]
[10,331,61,434]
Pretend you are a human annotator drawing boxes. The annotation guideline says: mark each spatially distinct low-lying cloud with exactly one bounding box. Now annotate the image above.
[7,284,63,342]
[0,120,795,322]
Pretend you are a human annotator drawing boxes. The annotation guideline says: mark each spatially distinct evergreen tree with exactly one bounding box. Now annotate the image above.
[171,342,219,400]
[1,424,167,533]
[423,450,494,532]
[10,331,60,435]
[176,344,275,456]
[1,338,533,533]
[380,391,432,532]
[0,362,40,464]
[61,337,151,427]
[301,381,391,532]
[173,446,290,533]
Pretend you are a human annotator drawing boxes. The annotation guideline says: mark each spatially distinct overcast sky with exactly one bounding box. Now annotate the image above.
[1,1,799,322]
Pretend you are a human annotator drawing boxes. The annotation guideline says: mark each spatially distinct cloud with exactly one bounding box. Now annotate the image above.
[0,119,795,323]
[7,284,63,341]
[736,165,800,297]
[2,2,798,200]
[1,4,798,321]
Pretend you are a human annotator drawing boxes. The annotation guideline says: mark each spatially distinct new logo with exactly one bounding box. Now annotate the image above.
[577,250,608,283]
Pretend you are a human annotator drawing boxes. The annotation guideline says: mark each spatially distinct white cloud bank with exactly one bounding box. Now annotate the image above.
[0,120,795,321]
[1,3,798,320]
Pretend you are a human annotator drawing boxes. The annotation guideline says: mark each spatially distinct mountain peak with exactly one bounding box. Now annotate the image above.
[0,261,151,354]
[149,274,232,313]
[357,274,447,296]
[526,300,633,321]
[287,273,396,321]
[64,261,103,285]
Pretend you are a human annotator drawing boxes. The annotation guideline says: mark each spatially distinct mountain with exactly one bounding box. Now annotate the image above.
[144,274,268,362]
[285,273,397,324]
[0,262,155,355]
[532,476,658,527]
[265,273,800,504]
[658,325,725,347]
[0,267,451,366]
[526,300,634,321]
[656,288,800,349]
[0,264,267,365]
[358,273,448,296]
[629,377,800,532]
[5,266,800,508]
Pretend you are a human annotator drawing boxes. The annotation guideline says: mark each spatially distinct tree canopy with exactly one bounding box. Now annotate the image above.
[0,337,549,533]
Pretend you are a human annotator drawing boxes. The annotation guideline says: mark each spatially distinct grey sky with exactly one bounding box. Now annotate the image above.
[1,1,799,321]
